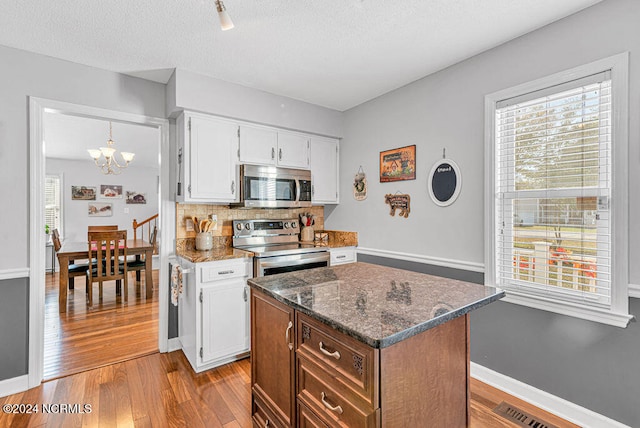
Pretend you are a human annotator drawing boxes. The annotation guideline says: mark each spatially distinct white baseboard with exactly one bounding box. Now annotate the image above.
[0,375,29,399]
[0,268,30,281]
[470,362,630,428]
[356,247,485,273]
[166,337,182,352]
[629,283,640,298]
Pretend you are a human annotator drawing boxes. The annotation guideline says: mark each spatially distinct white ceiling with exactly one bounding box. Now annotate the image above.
[44,113,160,169]
[0,0,601,111]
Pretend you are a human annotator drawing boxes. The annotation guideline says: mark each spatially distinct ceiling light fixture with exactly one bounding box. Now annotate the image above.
[87,122,135,175]
[215,0,234,31]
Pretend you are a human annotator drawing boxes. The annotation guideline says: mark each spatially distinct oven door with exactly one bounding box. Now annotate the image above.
[254,251,330,277]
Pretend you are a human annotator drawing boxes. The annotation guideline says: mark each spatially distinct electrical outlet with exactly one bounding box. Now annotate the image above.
[186,218,194,232]
[124,207,130,214]
[209,214,218,231]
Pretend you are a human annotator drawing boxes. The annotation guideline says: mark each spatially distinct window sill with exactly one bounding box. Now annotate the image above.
[500,290,634,328]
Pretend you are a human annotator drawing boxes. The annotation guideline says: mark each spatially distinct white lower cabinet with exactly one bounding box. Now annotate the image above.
[329,247,357,265]
[179,257,252,372]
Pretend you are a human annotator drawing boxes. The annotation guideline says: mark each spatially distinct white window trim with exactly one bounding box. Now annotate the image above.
[484,53,632,327]
[45,173,63,236]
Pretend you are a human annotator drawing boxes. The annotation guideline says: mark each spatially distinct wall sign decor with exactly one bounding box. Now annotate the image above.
[428,157,461,207]
[353,166,367,201]
[71,186,96,200]
[384,193,411,218]
[380,145,416,182]
[100,184,123,199]
[88,202,113,217]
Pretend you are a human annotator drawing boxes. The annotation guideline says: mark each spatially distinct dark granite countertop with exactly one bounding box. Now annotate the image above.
[248,262,504,349]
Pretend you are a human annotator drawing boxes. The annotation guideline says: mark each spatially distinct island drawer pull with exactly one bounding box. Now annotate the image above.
[285,321,293,350]
[318,341,341,360]
[320,392,343,414]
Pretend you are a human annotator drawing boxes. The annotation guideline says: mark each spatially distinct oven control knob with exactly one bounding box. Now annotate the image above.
[245,223,251,230]
[236,223,243,231]
[283,222,290,229]
[291,221,297,228]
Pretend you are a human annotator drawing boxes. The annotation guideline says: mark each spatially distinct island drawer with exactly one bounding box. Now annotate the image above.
[296,312,378,408]
[252,394,287,428]
[298,401,329,428]
[297,355,378,428]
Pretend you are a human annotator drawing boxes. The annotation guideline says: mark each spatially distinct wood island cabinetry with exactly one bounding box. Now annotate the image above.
[251,288,472,427]
[249,263,503,427]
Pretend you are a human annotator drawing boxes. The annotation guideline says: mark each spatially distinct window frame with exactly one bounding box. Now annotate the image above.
[45,173,63,237]
[484,53,632,327]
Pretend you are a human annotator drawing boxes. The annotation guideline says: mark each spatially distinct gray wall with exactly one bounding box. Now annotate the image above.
[329,0,640,426]
[0,43,166,383]
[0,278,29,379]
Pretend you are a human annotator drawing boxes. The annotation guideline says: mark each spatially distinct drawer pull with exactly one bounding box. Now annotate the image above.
[336,255,347,259]
[320,392,343,415]
[217,270,235,275]
[264,420,269,427]
[318,341,341,360]
[285,321,293,350]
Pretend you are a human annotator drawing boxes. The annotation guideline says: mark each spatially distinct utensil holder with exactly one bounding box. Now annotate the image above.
[300,226,314,242]
[195,232,213,251]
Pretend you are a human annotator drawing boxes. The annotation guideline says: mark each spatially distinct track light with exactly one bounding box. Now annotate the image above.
[215,0,234,31]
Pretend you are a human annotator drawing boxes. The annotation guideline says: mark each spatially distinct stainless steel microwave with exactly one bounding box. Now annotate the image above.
[234,164,312,208]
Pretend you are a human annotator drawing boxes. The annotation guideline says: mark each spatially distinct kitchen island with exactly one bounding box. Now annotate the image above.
[248,262,504,427]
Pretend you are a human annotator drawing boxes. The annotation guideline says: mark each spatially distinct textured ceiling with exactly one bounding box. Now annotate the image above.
[0,0,601,111]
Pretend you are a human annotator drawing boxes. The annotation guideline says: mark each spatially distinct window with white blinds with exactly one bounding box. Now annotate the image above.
[485,54,631,326]
[495,75,611,307]
[45,175,61,234]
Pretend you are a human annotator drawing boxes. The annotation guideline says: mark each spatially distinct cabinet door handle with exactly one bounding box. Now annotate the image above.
[285,321,293,350]
[231,180,235,194]
[320,392,343,415]
[264,420,269,427]
[279,148,283,161]
[271,147,275,160]
[318,341,341,360]
[243,287,248,302]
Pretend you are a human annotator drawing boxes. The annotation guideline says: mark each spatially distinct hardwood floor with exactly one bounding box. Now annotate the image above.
[43,270,159,380]
[2,350,579,427]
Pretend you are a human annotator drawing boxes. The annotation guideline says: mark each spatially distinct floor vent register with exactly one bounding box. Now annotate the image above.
[493,401,558,428]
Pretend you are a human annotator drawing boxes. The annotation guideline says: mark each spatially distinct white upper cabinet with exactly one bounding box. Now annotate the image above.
[176,112,239,203]
[239,124,310,170]
[238,125,278,166]
[277,131,310,169]
[310,136,339,204]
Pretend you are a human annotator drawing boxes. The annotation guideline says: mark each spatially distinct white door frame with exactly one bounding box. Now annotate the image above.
[28,97,173,388]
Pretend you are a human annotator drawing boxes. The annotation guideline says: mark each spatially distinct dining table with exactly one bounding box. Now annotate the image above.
[56,239,154,313]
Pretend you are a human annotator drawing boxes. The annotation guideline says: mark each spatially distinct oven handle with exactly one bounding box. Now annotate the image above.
[258,255,329,269]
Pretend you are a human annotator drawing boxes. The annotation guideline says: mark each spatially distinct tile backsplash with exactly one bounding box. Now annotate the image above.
[176,204,325,241]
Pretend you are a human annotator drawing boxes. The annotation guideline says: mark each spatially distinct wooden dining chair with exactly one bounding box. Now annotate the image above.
[86,230,128,306]
[51,228,89,290]
[127,225,157,287]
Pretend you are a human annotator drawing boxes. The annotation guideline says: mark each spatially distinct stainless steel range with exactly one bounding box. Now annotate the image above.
[232,219,329,277]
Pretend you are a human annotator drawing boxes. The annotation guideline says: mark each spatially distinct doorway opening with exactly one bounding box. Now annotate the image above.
[29,98,172,388]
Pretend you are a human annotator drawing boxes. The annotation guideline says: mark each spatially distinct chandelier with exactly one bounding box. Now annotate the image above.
[87,122,135,175]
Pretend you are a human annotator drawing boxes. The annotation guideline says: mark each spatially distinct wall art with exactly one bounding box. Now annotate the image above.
[126,191,147,204]
[384,193,411,218]
[88,202,113,217]
[380,145,416,182]
[428,158,461,207]
[100,184,123,199]
[71,186,96,200]
[353,166,367,201]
